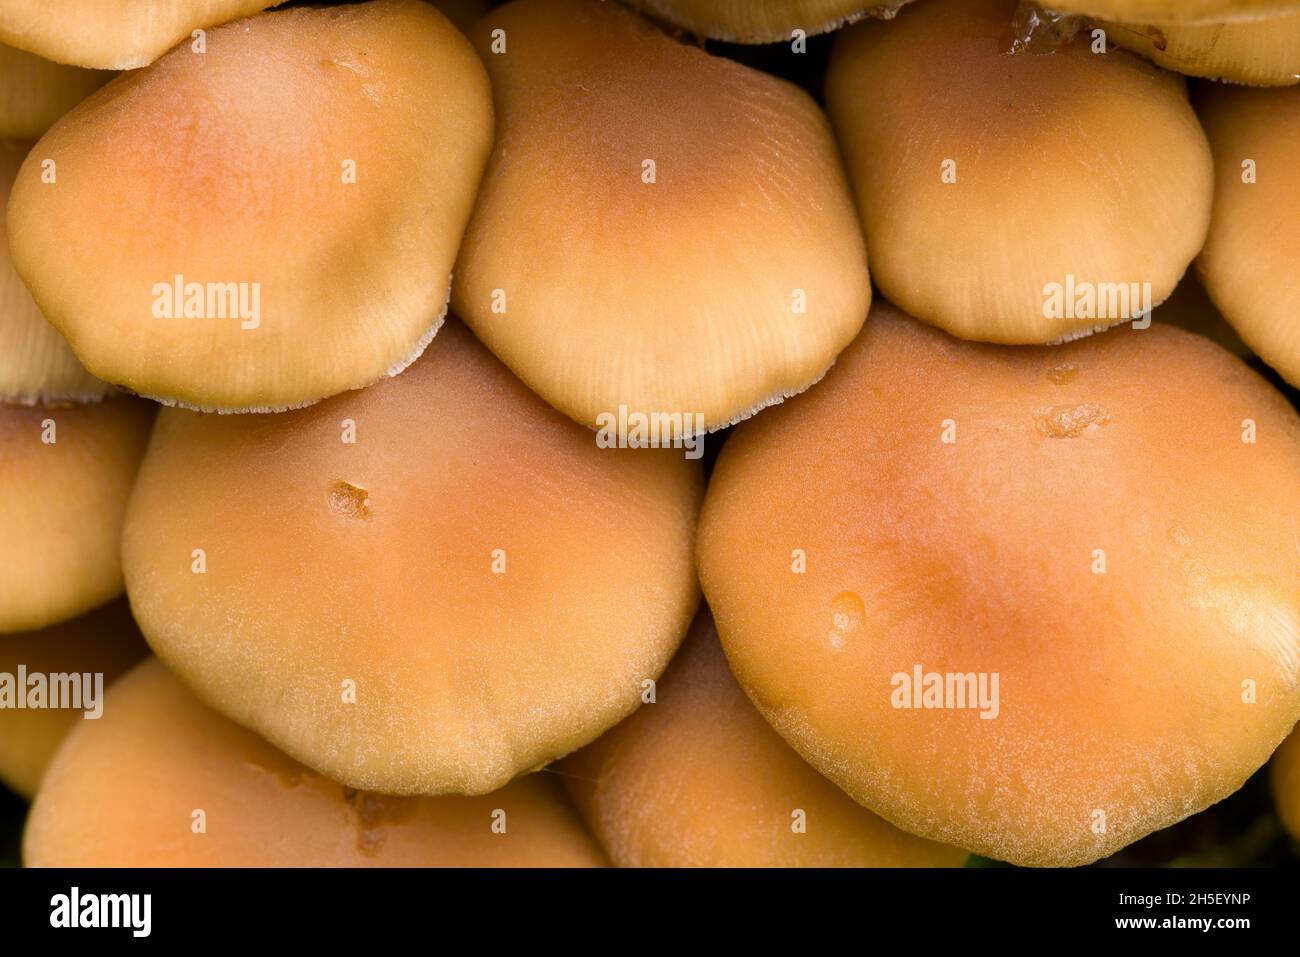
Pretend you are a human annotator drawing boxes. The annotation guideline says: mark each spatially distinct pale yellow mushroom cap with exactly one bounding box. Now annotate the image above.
[0,0,285,70]
[698,302,1300,867]
[0,396,155,633]
[0,43,109,139]
[1,140,109,404]
[24,659,608,867]
[453,0,870,439]
[6,0,493,412]
[826,0,1212,344]
[122,321,703,797]
[1045,0,1300,24]
[0,600,147,798]
[1198,83,1300,387]
[636,0,908,43]
[562,612,970,866]
[1102,12,1300,86]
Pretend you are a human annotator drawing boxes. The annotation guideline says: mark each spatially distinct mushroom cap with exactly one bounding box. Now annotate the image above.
[825,0,1212,344]
[0,599,147,798]
[1198,84,1300,388]
[637,0,904,43]
[0,396,154,633]
[452,0,870,439]
[1151,272,1249,359]
[698,302,1300,867]
[122,321,703,797]
[430,0,491,35]
[1103,11,1300,85]
[23,659,608,866]
[6,0,493,413]
[562,612,970,867]
[0,0,284,70]
[1,140,109,404]
[1272,724,1300,841]
[0,44,109,139]
[1045,0,1300,24]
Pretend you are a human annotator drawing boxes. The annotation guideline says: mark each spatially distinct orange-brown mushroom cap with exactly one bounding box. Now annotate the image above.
[826,0,1212,344]
[1198,83,1300,388]
[23,659,608,867]
[0,396,155,633]
[6,0,493,412]
[0,600,147,798]
[562,612,970,866]
[453,0,870,439]
[0,0,284,70]
[122,321,703,797]
[698,302,1300,867]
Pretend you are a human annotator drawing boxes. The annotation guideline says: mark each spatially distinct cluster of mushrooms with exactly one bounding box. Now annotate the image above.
[1,0,1299,870]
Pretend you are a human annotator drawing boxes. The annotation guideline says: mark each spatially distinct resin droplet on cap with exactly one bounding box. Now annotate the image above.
[453,0,870,440]
[698,302,1300,867]
[826,0,1212,344]
[562,613,970,867]
[122,322,703,797]
[24,659,608,867]
[6,0,493,412]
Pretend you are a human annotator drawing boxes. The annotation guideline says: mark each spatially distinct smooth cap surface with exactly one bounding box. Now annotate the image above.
[24,659,608,866]
[7,0,493,412]
[699,303,1300,867]
[123,321,703,797]
[454,0,870,438]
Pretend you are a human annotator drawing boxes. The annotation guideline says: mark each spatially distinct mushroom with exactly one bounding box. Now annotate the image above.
[1197,83,1300,388]
[121,321,703,798]
[0,43,109,139]
[697,301,1300,867]
[1099,12,1300,85]
[0,0,284,70]
[825,0,1213,344]
[0,599,147,798]
[0,396,155,634]
[1042,0,1300,23]
[1,140,109,405]
[23,659,608,866]
[1150,272,1249,360]
[634,0,911,43]
[5,0,493,413]
[1273,724,1300,843]
[561,612,970,866]
[452,0,870,442]
[429,0,491,35]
